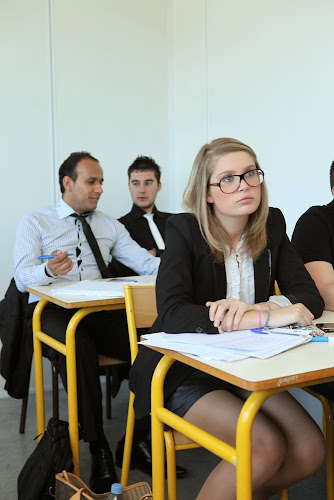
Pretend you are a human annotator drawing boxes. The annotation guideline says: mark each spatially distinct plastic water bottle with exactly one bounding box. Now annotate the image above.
[107,482,123,499]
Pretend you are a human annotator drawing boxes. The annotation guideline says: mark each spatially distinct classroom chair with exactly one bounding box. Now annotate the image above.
[20,345,126,433]
[121,284,201,500]
[121,285,291,500]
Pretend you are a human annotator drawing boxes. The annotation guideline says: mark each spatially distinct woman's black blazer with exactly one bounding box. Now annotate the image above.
[130,208,324,419]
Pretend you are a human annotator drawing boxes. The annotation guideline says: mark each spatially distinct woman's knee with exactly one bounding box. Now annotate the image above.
[252,427,286,483]
[293,427,326,476]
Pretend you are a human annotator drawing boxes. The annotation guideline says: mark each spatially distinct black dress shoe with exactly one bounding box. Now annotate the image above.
[116,438,187,479]
[90,448,118,493]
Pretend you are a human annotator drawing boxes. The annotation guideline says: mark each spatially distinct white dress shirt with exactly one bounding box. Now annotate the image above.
[225,236,291,307]
[14,198,159,293]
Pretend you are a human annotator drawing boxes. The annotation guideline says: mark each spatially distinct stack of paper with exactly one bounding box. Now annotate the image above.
[140,330,312,362]
[50,279,155,298]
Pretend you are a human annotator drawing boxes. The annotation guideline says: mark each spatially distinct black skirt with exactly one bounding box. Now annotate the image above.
[311,381,334,402]
[165,369,236,418]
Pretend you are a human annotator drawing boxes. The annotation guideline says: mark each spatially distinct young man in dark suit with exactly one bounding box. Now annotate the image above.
[110,157,187,478]
[109,156,171,274]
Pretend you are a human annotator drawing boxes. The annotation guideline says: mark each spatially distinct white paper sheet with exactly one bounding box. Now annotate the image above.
[49,279,155,298]
[140,330,311,361]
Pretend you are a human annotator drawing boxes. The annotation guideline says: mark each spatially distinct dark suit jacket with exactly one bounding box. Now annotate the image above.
[129,208,324,418]
[109,204,171,277]
[0,279,35,398]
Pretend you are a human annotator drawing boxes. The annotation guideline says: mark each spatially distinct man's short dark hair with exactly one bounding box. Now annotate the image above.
[330,160,334,191]
[59,151,99,193]
[127,156,161,183]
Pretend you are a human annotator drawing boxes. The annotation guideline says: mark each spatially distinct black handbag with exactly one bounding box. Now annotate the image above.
[18,418,73,500]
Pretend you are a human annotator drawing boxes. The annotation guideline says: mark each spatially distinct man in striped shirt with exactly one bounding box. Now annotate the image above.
[14,151,159,493]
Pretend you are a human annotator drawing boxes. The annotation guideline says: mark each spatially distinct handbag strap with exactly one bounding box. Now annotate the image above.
[62,470,70,482]
[70,488,85,500]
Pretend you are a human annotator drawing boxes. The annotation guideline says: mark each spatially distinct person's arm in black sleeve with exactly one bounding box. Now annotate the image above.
[272,209,324,317]
[292,210,334,311]
[156,215,219,334]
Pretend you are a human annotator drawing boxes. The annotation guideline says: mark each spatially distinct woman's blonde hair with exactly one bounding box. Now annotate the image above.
[182,137,269,262]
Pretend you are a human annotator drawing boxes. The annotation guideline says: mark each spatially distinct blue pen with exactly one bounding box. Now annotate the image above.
[251,328,268,334]
[37,253,74,260]
[311,337,334,342]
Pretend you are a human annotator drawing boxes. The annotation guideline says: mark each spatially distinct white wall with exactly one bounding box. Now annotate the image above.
[169,0,334,237]
[0,0,168,299]
[3,0,334,299]
[2,0,334,421]
[0,0,52,293]
[52,0,169,217]
[168,0,334,424]
[0,0,168,397]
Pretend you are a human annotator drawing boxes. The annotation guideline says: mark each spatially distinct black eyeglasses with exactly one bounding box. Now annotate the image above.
[209,168,264,194]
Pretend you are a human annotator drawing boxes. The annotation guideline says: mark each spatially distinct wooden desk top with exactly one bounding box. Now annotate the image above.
[148,310,334,392]
[27,275,155,309]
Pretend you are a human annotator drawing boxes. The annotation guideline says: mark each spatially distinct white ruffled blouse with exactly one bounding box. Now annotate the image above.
[224,236,291,308]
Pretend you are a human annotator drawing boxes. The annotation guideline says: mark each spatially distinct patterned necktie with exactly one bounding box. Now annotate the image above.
[70,213,112,279]
[143,212,165,250]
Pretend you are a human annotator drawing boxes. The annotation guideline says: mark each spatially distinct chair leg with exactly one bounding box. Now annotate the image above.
[51,362,59,419]
[19,394,28,434]
[164,429,178,500]
[121,391,136,487]
[105,367,112,420]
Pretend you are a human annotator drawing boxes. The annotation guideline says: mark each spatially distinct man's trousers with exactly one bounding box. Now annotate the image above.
[41,303,130,442]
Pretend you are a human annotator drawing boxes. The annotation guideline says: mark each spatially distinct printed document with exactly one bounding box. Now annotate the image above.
[140,330,312,362]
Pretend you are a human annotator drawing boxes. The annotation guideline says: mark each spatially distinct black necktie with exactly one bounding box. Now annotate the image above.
[70,213,112,279]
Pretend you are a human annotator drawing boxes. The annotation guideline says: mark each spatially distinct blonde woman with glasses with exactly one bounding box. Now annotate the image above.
[130,138,325,499]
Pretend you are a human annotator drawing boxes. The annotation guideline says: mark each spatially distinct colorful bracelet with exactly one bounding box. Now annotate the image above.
[264,309,270,329]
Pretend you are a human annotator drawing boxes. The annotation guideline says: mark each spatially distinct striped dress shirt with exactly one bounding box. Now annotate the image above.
[14,198,159,293]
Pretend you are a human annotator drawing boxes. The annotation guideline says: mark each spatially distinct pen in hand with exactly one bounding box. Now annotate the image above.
[37,253,74,260]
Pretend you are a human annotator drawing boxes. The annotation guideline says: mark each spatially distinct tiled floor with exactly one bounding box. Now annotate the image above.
[0,382,327,499]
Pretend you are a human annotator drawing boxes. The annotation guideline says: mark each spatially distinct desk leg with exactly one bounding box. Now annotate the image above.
[33,302,124,477]
[65,304,125,477]
[151,355,176,500]
[33,299,48,439]
[236,389,277,500]
[66,312,83,477]
[322,397,334,500]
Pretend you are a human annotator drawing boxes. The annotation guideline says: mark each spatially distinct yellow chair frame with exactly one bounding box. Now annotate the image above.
[121,285,200,499]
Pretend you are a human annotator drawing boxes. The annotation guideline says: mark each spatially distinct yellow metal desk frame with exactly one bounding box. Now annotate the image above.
[28,285,125,476]
[148,319,334,500]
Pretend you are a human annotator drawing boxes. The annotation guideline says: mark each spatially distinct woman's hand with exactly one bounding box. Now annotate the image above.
[269,303,314,327]
[206,298,255,331]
